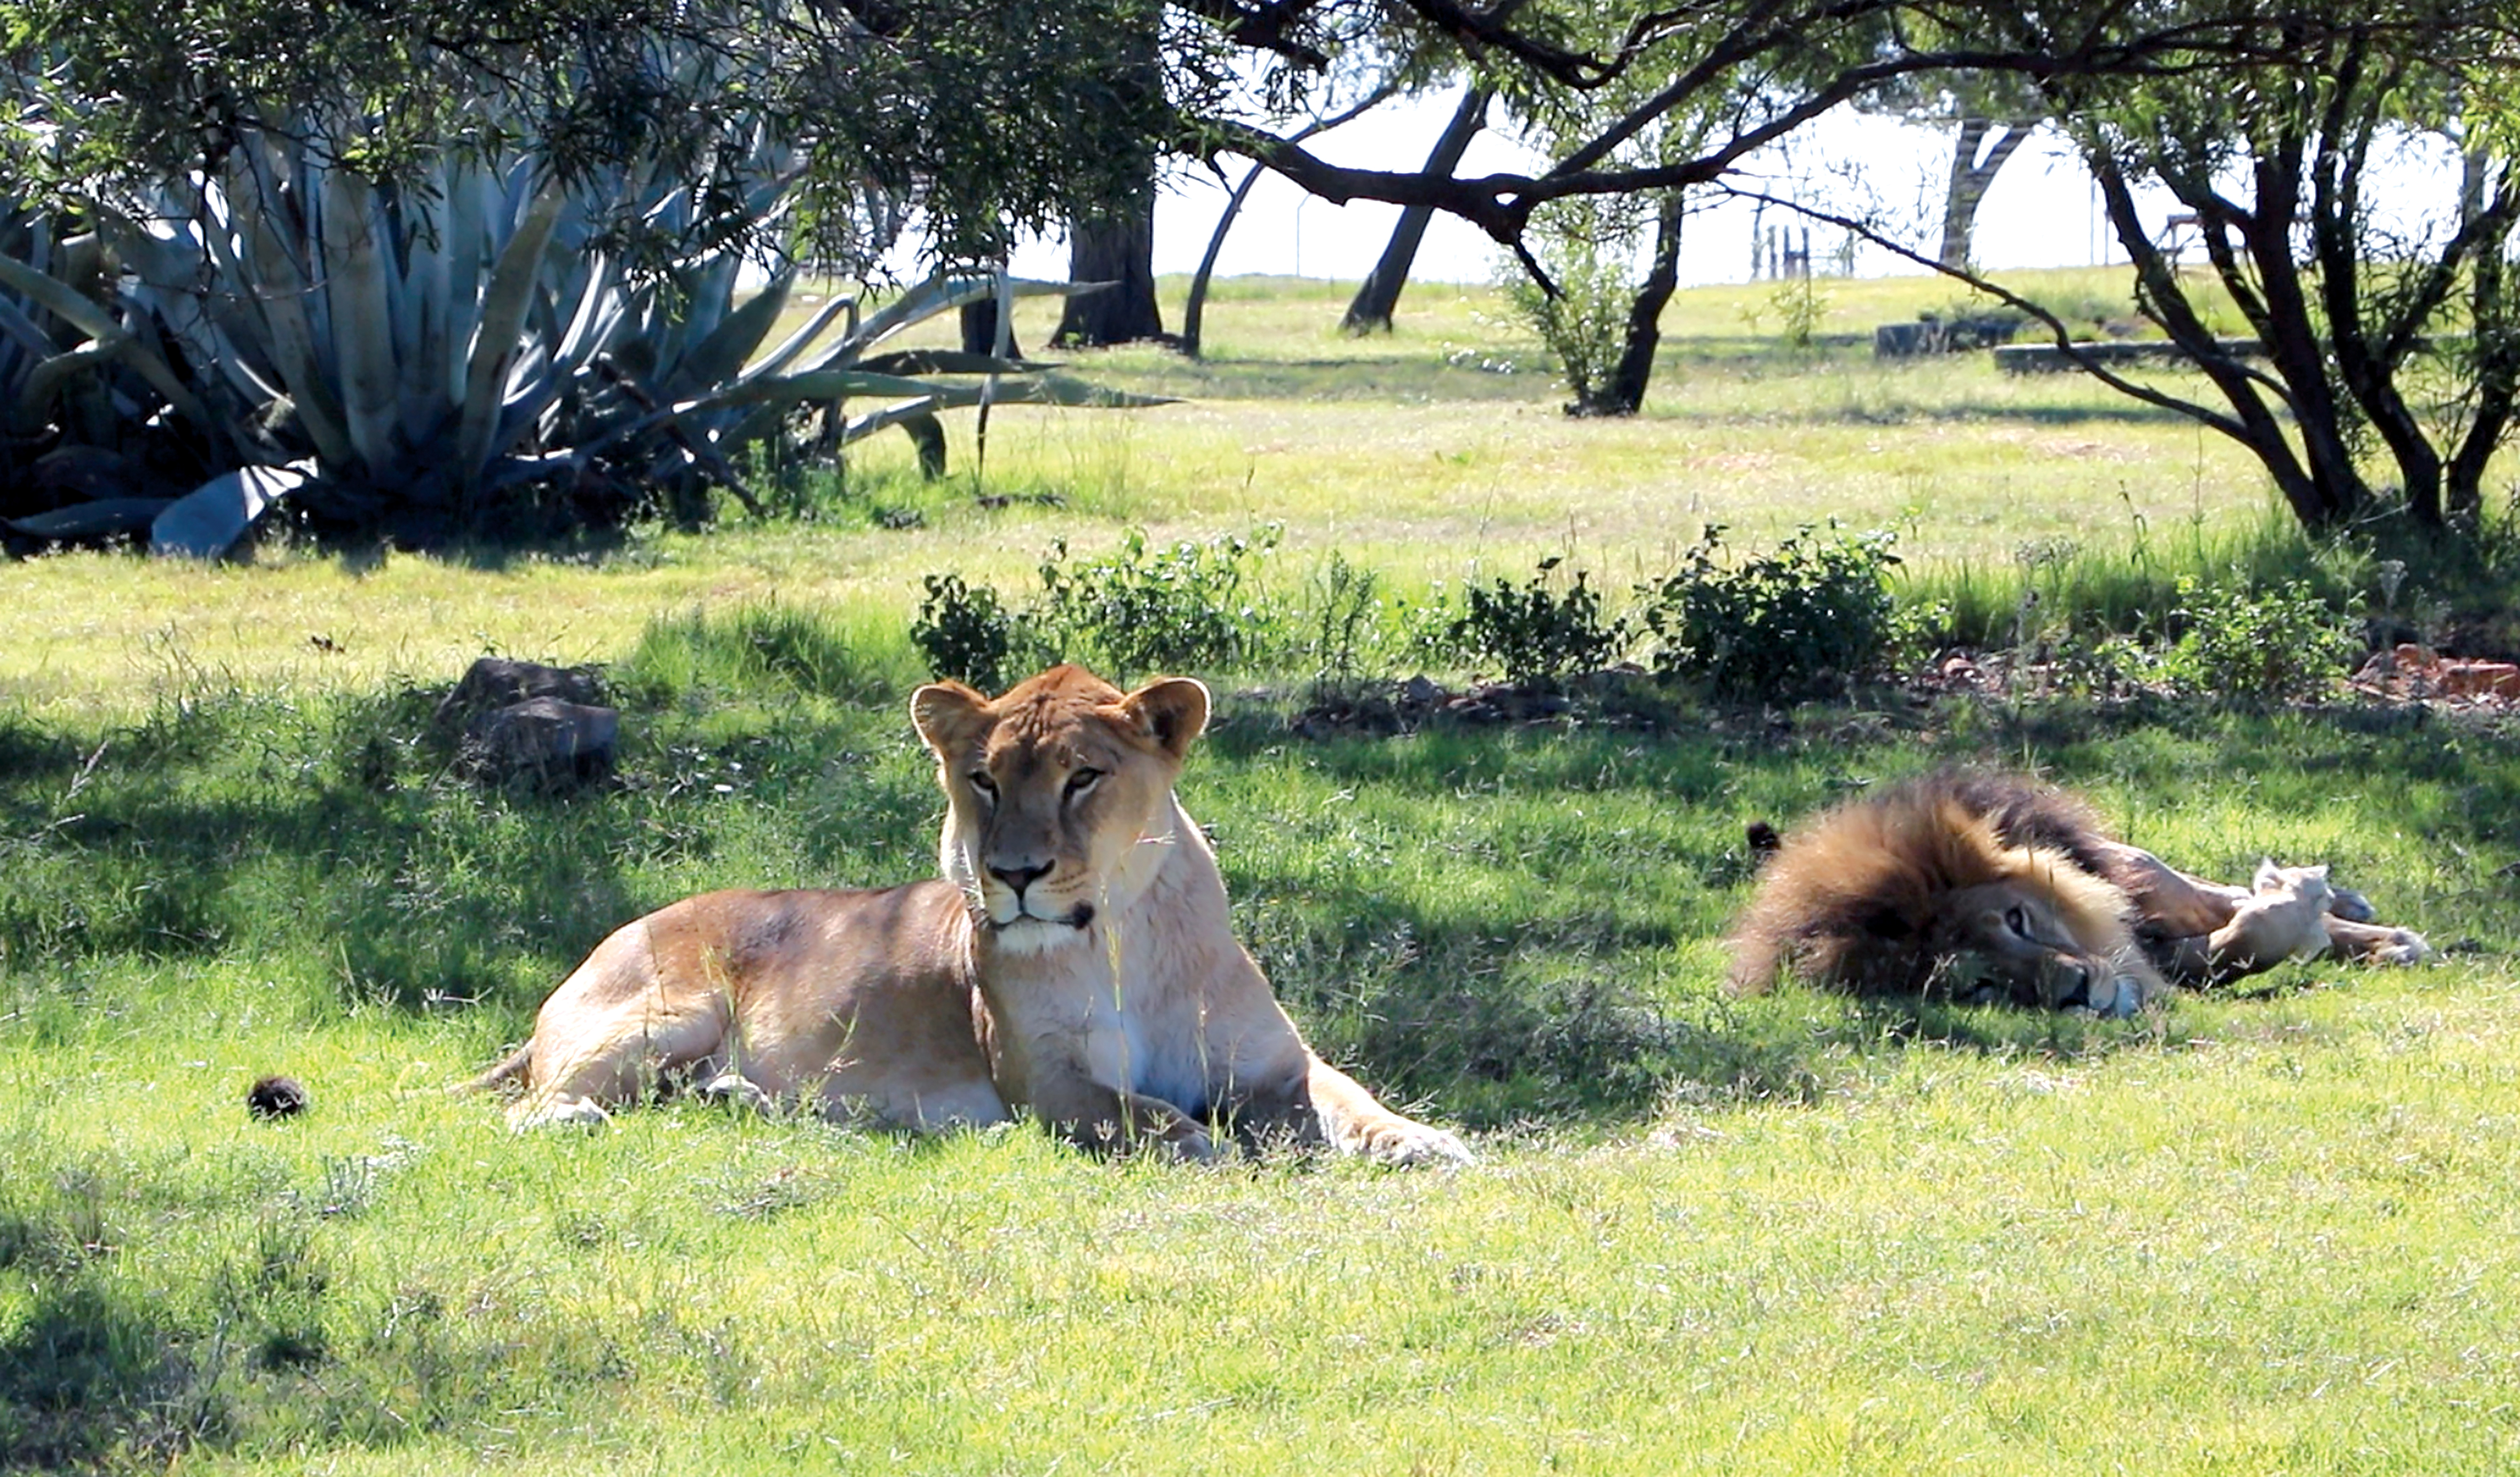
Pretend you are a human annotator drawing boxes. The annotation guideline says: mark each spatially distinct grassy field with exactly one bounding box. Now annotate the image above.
[5,272,2519,1473]
[1,268,2336,726]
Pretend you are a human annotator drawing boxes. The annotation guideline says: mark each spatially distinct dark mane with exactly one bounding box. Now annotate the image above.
[1726,768,2147,1000]
[1934,770,2121,882]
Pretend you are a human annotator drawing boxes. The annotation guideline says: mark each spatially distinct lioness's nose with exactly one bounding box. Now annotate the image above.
[990,862,1052,896]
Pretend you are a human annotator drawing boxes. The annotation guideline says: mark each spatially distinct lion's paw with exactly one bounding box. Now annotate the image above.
[697,1072,776,1114]
[2369,929,2432,966]
[2080,973,2153,1021]
[512,1095,612,1132]
[2325,885,2379,923]
[1363,1120,1474,1168]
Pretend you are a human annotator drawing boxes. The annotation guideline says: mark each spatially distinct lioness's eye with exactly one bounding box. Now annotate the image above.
[967,771,997,801]
[2003,905,2029,936]
[1065,768,1102,799]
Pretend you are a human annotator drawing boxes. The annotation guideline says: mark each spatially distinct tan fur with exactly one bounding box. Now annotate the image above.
[1728,771,2429,1013]
[475,665,1470,1165]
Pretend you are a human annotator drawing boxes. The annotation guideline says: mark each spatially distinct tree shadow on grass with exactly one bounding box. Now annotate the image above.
[1207,695,2520,1130]
[0,1276,196,1471]
[0,676,941,1027]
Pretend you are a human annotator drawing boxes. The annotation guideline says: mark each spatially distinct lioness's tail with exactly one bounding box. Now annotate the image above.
[456,1044,533,1095]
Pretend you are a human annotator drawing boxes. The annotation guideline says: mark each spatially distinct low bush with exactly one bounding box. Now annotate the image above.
[1034,526,1287,675]
[1446,557,1628,685]
[915,525,1307,686]
[911,574,1022,692]
[1637,523,1911,700]
[2156,575,2360,701]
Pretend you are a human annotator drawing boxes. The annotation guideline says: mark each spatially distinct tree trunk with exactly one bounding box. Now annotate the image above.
[1939,118,2036,270]
[1573,191,1684,417]
[1182,164,1268,359]
[960,300,1021,359]
[1054,189,1165,346]
[2087,152,2354,531]
[1341,84,1491,335]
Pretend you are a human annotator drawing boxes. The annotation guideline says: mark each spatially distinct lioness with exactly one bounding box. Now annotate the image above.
[1728,770,2430,1015]
[470,665,1471,1165]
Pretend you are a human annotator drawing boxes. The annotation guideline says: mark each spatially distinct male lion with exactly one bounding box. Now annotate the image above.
[1727,770,2430,1015]
[469,665,1471,1165]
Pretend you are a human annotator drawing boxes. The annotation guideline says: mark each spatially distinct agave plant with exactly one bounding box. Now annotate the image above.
[103,131,665,546]
[572,267,1172,502]
[65,119,1166,554]
[0,203,246,547]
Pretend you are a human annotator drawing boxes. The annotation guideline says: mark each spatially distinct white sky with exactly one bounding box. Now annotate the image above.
[998,89,2467,289]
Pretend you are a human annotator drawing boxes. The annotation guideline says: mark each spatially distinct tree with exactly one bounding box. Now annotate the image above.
[1594,189,1686,414]
[1054,9,1172,346]
[1854,70,2050,268]
[1207,1,2520,541]
[2057,9,2520,531]
[1341,82,1492,334]
[1747,3,2520,534]
[1056,196,1170,346]
[1937,116,2039,268]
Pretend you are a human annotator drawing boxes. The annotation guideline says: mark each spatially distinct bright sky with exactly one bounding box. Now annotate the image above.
[1002,90,2131,287]
[1000,88,2466,290]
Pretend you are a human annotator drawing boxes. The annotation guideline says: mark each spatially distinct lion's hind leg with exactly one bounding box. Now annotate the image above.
[509,922,738,1131]
[2322,915,2432,966]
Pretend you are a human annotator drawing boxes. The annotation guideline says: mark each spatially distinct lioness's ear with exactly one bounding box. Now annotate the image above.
[2252,857,2281,892]
[911,681,989,757]
[1120,677,1210,762]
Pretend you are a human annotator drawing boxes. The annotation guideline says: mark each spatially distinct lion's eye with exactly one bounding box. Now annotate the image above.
[1065,767,1102,800]
[2003,905,2029,937]
[967,771,997,802]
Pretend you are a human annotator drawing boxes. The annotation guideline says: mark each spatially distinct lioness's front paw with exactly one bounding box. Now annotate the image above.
[1363,1120,1474,1167]
[2370,929,2432,966]
[696,1072,776,1114]
[511,1095,611,1132]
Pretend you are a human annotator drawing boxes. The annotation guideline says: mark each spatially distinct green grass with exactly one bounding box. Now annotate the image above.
[7,274,2520,1472]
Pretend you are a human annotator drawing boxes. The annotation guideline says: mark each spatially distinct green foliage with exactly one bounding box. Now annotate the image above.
[1502,199,1640,408]
[912,573,1021,692]
[2157,575,2361,701]
[1766,273,1830,350]
[0,0,1186,265]
[913,526,1291,687]
[1445,557,1628,684]
[1033,525,1287,676]
[1639,523,1911,699]
[1304,549,1383,682]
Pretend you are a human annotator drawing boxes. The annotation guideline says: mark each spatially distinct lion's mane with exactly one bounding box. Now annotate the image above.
[1727,770,2142,996]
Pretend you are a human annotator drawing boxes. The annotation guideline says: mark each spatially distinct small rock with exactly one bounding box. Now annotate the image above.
[432,657,605,732]
[247,1075,309,1119]
[462,697,619,789]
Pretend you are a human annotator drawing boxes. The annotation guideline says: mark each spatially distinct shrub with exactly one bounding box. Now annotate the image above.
[1638,523,1909,700]
[2157,575,2359,701]
[912,574,1022,692]
[1034,525,1286,676]
[1305,550,1382,681]
[913,526,1289,688]
[1503,198,1644,409]
[1447,557,1628,685]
